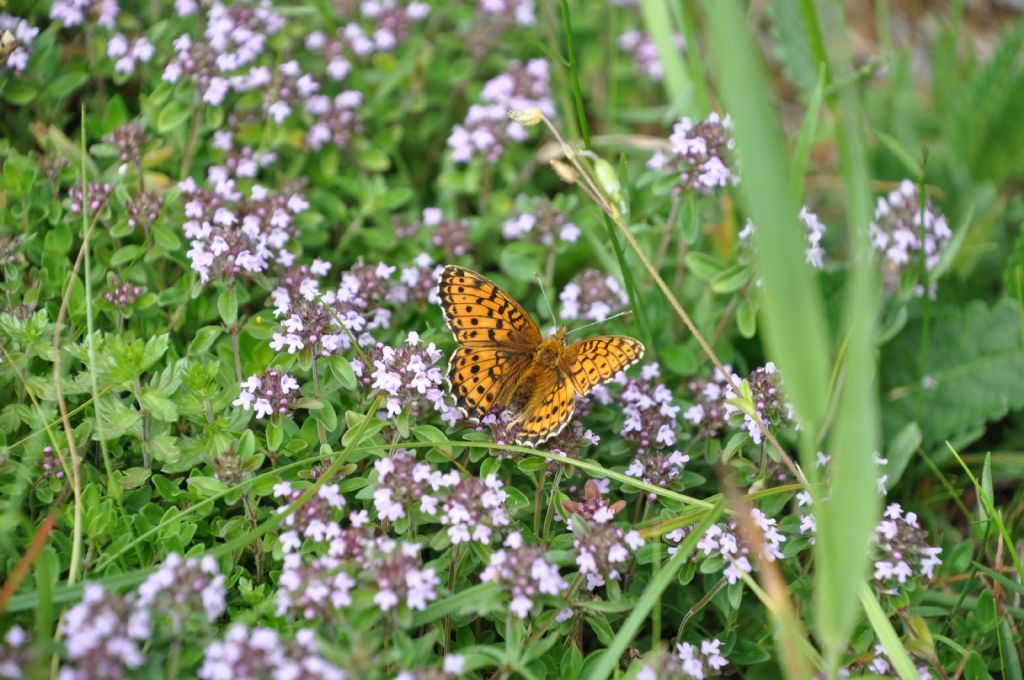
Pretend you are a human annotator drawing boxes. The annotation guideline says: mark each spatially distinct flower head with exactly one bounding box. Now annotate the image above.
[648,113,737,195]
[59,584,151,679]
[481,532,567,618]
[870,180,952,296]
[559,269,629,322]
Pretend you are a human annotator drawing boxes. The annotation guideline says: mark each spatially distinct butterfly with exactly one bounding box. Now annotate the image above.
[437,265,645,447]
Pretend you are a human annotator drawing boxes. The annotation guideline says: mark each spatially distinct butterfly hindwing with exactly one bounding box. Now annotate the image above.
[447,346,531,419]
[561,336,645,397]
[513,369,576,447]
[438,265,542,349]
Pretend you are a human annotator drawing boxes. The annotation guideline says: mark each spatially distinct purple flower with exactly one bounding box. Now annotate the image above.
[68,182,112,215]
[559,269,629,322]
[396,253,444,306]
[0,626,35,678]
[438,472,510,545]
[667,508,785,585]
[481,531,567,618]
[180,175,306,283]
[137,553,226,630]
[648,113,737,195]
[574,523,644,590]
[234,370,300,419]
[124,191,163,233]
[478,0,535,27]
[683,368,732,438]
[618,30,685,82]
[372,449,446,521]
[364,537,440,612]
[356,331,459,423]
[49,0,118,29]
[561,479,627,525]
[197,625,346,680]
[103,281,145,311]
[625,449,689,499]
[273,480,347,546]
[59,584,151,680]
[870,180,951,296]
[395,208,472,259]
[872,503,942,590]
[107,34,155,75]
[41,445,66,481]
[448,59,554,164]
[740,206,828,270]
[721,362,795,445]
[0,14,40,74]
[306,91,364,151]
[619,363,680,455]
[502,198,579,245]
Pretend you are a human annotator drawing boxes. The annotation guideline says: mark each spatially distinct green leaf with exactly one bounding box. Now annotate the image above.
[43,72,89,100]
[499,242,544,283]
[139,390,179,422]
[684,252,727,281]
[412,424,453,456]
[709,265,751,294]
[267,420,283,452]
[115,467,152,491]
[187,476,228,498]
[218,286,238,327]
[188,326,222,355]
[882,298,1024,444]
[157,100,193,134]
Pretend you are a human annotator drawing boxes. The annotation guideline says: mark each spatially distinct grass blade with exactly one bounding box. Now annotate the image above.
[859,583,920,680]
[639,0,691,114]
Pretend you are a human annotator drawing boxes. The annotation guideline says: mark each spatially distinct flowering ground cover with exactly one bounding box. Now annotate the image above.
[1,1,1023,679]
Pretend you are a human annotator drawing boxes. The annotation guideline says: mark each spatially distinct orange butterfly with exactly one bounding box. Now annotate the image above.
[438,265,645,447]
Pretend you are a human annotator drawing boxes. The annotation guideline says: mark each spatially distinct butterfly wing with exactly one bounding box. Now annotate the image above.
[437,265,543,350]
[447,346,532,419]
[513,369,576,447]
[439,265,542,420]
[561,336,645,397]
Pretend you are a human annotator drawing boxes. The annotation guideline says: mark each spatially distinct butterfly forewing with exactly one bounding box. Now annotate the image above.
[561,336,645,397]
[438,266,542,349]
[447,346,531,418]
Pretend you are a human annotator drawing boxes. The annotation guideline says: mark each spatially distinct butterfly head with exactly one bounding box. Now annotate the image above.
[551,325,569,344]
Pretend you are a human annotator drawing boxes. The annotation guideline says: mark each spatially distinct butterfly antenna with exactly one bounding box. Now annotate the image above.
[533,272,560,327]
[566,310,634,336]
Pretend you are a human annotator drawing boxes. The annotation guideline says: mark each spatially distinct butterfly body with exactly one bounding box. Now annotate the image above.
[438,265,644,447]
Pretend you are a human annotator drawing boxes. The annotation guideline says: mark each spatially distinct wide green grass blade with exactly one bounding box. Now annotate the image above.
[814,1,884,666]
[588,498,725,680]
[700,0,831,448]
[859,583,920,680]
[639,0,691,114]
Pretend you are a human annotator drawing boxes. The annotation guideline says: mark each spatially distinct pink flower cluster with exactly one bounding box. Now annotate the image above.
[448,59,554,164]
[574,523,644,590]
[667,508,786,585]
[648,113,737,195]
[234,370,300,419]
[559,269,629,322]
[481,531,567,618]
[181,172,309,284]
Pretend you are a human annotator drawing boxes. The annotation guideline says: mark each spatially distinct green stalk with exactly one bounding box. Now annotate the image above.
[557,0,655,356]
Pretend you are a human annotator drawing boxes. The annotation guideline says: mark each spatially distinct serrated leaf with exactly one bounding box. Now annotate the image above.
[881,298,1024,443]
